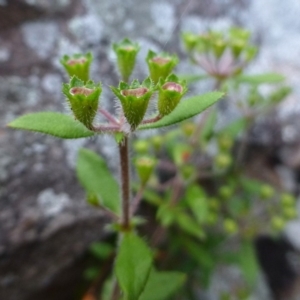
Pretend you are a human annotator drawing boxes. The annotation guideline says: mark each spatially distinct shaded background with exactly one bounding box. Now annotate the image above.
[1,0,300,299]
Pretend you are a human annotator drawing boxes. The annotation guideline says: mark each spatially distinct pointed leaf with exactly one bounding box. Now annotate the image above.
[238,242,259,287]
[139,92,223,130]
[8,112,94,139]
[175,210,206,239]
[178,74,209,85]
[139,269,186,300]
[76,149,120,214]
[185,185,208,224]
[236,73,285,85]
[115,233,153,300]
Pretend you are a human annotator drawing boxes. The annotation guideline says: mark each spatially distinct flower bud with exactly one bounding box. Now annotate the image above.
[271,216,285,231]
[135,156,157,186]
[60,52,92,82]
[182,32,199,52]
[134,140,149,154]
[146,50,178,83]
[223,218,238,234]
[110,78,154,130]
[259,184,274,200]
[212,39,227,58]
[157,74,187,117]
[113,38,140,82]
[62,76,102,130]
[215,153,232,169]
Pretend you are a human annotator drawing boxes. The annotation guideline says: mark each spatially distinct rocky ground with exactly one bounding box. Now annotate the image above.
[1,0,300,299]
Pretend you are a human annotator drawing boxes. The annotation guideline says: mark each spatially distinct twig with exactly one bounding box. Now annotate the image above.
[130,185,145,216]
[99,108,119,125]
[119,136,131,229]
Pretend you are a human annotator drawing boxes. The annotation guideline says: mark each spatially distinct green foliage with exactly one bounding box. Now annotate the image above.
[236,73,285,85]
[139,269,186,300]
[139,92,223,129]
[76,149,120,214]
[8,112,94,139]
[115,232,153,300]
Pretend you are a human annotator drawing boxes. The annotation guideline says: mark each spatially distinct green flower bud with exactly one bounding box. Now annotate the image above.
[283,207,297,220]
[223,218,238,234]
[280,193,296,207]
[230,39,246,59]
[113,38,140,82]
[182,32,199,52]
[172,144,192,166]
[218,134,234,151]
[146,50,178,83]
[215,153,232,169]
[110,78,154,130]
[157,74,187,117]
[62,76,101,130]
[219,185,234,200]
[213,39,227,58]
[60,52,93,82]
[181,122,196,137]
[135,156,157,186]
[259,184,274,200]
[271,216,285,231]
[133,140,149,154]
[151,135,163,151]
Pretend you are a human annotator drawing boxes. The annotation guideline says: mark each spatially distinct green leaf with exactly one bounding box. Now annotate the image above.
[175,210,206,239]
[139,92,223,130]
[115,232,153,300]
[178,74,209,85]
[200,108,217,143]
[8,112,94,139]
[76,149,120,214]
[185,185,208,224]
[236,73,285,85]
[237,242,259,287]
[89,242,114,260]
[219,118,247,137]
[139,269,186,300]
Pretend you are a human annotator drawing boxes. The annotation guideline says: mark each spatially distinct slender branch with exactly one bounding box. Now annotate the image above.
[119,136,131,229]
[110,280,120,300]
[92,124,121,133]
[141,115,162,124]
[99,108,119,125]
[130,185,145,216]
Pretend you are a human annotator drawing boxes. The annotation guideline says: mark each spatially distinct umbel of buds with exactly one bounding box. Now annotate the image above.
[182,27,257,79]
[113,38,140,82]
[62,76,102,130]
[157,74,187,117]
[111,78,154,130]
[60,52,93,82]
[146,50,179,83]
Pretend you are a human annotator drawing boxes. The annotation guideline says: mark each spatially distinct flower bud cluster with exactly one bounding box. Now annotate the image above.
[60,39,187,133]
[182,27,257,79]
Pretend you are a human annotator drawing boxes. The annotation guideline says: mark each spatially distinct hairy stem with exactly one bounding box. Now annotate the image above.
[119,136,131,229]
